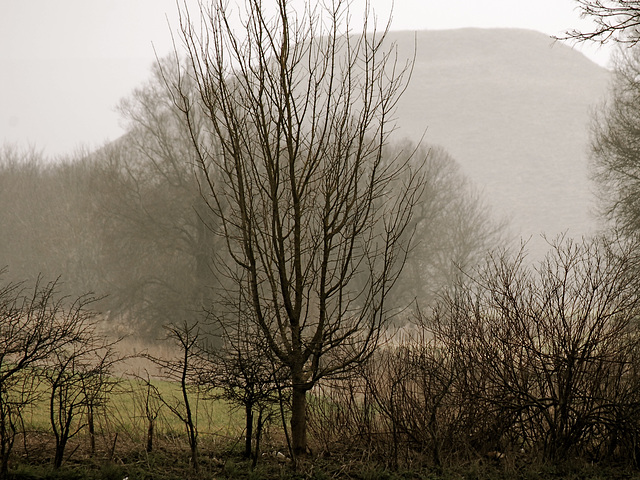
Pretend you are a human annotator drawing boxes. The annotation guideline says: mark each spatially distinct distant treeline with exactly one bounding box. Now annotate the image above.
[0,62,502,338]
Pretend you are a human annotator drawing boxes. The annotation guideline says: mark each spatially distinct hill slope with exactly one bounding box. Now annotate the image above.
[389,28,611,256]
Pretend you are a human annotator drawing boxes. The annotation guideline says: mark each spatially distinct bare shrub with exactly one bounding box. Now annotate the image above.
[425,236,640,463]
[351,236,640,468]
[0,273,110,476]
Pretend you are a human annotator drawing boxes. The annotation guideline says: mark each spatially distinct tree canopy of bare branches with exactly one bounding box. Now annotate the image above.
[166,0,423,455]
[566,1,640,45]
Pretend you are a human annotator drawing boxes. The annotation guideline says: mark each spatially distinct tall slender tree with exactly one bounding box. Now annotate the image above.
[167,0,422,455]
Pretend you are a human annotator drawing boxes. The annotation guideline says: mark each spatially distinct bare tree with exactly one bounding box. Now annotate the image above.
[590,45,640,238]
[0,274,100,477]
[204,306,284,463]
[45,322,120,468]
[167,0,422,456]
[129,371,163,454]
[92,59,217,337]
[146,321,203,472]
[389,142,506,312]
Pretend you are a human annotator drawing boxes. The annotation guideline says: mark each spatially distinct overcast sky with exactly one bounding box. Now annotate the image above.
[0,0,612,157]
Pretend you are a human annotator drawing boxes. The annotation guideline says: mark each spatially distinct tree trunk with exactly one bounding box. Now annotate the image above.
[54,439,67,469]
[291,386,307,456]
[0,454,7,480]
[0,412,10,480]
[146,419,154,453]
[180,346,198,473]
[245,403,253,459]
[88,407,95,456]
[252,408,264,468]
[0,437,10,480]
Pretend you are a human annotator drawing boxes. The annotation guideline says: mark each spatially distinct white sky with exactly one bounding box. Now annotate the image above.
[0,0,612,157]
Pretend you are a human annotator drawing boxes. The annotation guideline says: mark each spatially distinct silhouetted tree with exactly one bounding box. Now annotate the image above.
[45,328,119,469]
[203,300,284,463]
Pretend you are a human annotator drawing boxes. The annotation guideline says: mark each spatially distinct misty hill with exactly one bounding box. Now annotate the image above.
[388,28,611,257]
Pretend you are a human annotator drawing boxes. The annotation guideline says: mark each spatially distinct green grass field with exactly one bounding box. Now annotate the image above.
[22,376,241,436]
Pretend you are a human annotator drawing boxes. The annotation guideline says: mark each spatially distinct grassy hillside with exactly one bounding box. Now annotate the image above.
[389,28,611,257]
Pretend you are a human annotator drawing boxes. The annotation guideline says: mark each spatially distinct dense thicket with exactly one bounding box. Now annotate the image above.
[310,236,640,468]
[2,237,640,475]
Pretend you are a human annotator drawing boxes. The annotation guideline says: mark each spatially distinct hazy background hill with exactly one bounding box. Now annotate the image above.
[389,28,611,257]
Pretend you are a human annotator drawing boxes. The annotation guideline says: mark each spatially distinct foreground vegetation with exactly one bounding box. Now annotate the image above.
[4,236,640,479]
[6,419,640,480]
[9,386,640,480]
[7,453,640,480]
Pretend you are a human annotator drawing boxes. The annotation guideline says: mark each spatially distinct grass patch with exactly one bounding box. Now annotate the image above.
[21,376,241,439]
